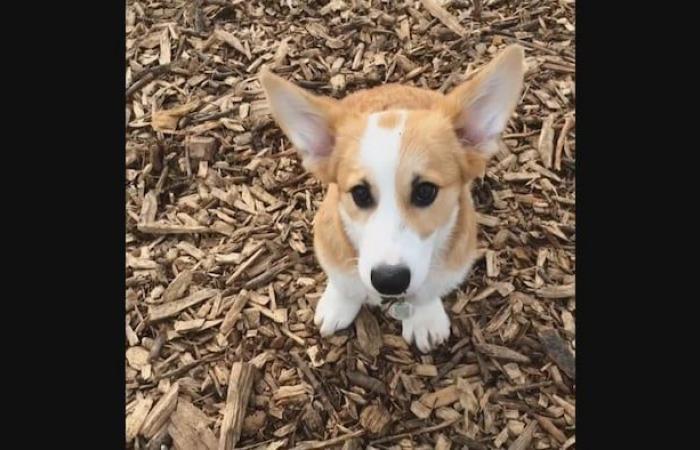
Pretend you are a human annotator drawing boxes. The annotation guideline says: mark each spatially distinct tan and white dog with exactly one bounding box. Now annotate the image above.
[260,45,525,352]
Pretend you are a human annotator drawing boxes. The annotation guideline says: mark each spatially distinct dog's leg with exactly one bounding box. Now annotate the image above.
[401,297,451,353]
[314,271,367,337]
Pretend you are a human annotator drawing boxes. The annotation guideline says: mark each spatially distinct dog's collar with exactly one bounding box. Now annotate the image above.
[380,295,406,305]
[380,296,414,320]
[380,296,394,305]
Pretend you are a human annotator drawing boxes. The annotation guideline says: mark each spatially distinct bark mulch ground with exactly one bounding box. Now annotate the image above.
[125,1,575,449]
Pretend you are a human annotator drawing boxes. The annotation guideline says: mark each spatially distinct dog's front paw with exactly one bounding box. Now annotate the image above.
[401,299,450,353]
[314,284,362,337]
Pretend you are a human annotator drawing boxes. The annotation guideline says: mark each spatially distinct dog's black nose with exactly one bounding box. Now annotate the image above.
[371,265,411,295]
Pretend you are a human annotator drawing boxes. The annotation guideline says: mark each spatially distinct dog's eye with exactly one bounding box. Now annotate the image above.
[351,185,374,208]
[411,182,438,207]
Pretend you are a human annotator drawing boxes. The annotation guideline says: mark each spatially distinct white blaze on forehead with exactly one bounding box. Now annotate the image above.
[338,111,407,270]
[359,111,407,190]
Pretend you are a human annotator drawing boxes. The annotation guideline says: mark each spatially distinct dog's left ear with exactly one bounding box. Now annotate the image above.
[445,45,525,161]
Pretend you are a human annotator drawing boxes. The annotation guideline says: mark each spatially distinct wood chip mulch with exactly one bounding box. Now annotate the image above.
[125,1,575,449]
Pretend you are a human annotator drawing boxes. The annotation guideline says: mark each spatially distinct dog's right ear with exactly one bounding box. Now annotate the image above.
[260,68,339,180]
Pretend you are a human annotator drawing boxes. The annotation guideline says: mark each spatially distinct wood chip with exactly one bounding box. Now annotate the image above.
[538,328,575,379]
[152,101,200,131]
[555,114,574,170]
[290,429,365,450]
[435,433,451,450]
[420,384,460,409]
[272,384,310,404]
[168,399,217,450]
[159,30,171,65]
[420,0,467,36]
[486,250,500,277]
[140,191,158,224]
[214,28,252,59]
[477,213,501,227]
[174,318,205,332]
[535,414,567,444]
[538,114,556,168]
[346,370,387,395]
[474,343,531,363]
[162,270,193,302]
[141,382,179,438]
[552,394,576,419]
[359,404,392,434]
[126,346,150,370]
[410,400,432,419]
[341,438,363,450]
[137,223,210,235]
[219,362,256,450]
[226,248,265,285]
[414,364,438,377]
[536,283,575,299]
[291,352,337,420]
[126,324,139,346]
[369,420,458,446]
[187,136,218,161]
[220,294,249,334]
[507,420,538,450]
[354,307,382,357]
[126,395,153,443]
[148,289,218,321]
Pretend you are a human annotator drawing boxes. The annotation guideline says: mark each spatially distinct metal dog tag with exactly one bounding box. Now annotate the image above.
[389,301,414,320]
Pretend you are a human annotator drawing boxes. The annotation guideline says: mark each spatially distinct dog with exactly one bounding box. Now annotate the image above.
[260,45,525,352]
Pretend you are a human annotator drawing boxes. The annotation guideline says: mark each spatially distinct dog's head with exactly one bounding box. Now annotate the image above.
[261,46,525,298]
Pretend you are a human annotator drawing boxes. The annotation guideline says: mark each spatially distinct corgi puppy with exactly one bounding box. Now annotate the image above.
[260,45,525,352]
